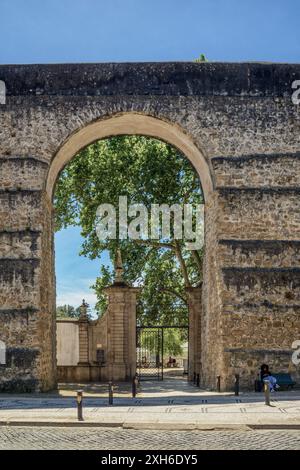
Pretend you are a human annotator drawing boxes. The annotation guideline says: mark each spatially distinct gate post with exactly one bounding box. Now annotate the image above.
[77,299,91,381]
[78,300,90,364]
[104,250,140,382]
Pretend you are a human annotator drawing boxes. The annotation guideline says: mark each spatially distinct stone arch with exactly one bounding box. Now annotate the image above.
[47,112,211,387]
[46,113,213,201]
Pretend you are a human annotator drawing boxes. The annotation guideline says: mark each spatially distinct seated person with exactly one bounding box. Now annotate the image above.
[260,364,280,392]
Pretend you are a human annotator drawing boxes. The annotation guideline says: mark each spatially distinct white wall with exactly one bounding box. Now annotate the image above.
[56,321,79,366]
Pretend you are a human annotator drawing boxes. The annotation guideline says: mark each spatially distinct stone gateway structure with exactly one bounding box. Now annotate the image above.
[57,252,140,383]
[0,62,300,392]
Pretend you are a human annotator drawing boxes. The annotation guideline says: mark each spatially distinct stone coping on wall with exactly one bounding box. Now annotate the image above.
[0,62,299,97]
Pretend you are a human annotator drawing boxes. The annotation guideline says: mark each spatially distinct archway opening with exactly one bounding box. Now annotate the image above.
[46,113,213,394]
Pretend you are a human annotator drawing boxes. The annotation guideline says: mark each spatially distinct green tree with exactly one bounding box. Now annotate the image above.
[194,54,208,62]
[163,329,188,357]
[56,304,92,319]
[56,304,79,319]
[54,136,203,323]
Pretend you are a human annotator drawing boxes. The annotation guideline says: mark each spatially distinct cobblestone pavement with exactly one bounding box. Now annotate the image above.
[0,426,299,450]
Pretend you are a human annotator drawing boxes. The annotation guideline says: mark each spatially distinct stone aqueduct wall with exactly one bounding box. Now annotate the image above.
[0,62,300,391]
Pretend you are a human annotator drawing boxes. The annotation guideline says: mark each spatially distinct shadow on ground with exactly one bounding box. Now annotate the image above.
[0,376,299,411]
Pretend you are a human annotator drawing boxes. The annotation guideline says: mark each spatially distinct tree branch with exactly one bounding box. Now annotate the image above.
[133,239,175,250]
[159,287,188,305]
[192,249,203,276]
[174,240,191,288]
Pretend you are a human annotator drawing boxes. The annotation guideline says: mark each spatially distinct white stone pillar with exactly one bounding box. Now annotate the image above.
[78,300,90,365]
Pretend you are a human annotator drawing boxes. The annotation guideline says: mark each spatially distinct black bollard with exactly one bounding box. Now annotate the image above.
[234,374,240,396]
[108,381,113,405]
[193,372,196,385]
[217,375,221,392]
[196,373,200,388]
[264,380,270,406]
[77,390,83,421]
[132,375,138,398]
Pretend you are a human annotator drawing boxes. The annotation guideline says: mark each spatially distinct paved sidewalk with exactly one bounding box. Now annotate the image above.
[0,379,300,429]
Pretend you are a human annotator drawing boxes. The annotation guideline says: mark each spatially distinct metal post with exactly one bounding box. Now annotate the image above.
[132,376,136,398]
[234,374,240,396]
[217,375,221,392]
[264,380,270,406]
[196,373,200,387]
[76,390,83,421]
[108,381,113,405]
[193,372,196,384]
[132,374,138,398]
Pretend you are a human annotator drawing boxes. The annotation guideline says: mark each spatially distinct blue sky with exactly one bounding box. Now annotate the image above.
[1,0,299,64]
[1,0,299,311]
[55,227,110,312]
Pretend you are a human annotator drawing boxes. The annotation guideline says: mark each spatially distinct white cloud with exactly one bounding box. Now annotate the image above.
[56,277,98,310]
[57,290,97,308]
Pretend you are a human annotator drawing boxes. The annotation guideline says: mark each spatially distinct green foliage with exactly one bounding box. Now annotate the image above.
[138,329,188,358]
[194,54,208,62]
[54,136,203,323]
[56,304,93,319]
[164,329,188,356]
[56,304,80,319]
[137,249,188,325]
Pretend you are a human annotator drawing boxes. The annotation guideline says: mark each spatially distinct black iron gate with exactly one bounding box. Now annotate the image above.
[136,325,189,381]
[136,326,163,380]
